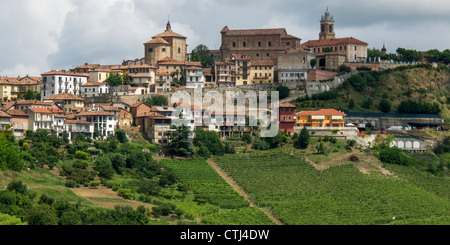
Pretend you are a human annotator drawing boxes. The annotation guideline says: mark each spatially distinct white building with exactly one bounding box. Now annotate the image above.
[81,82,110,98]
[41,70,89,100]
[186,66,205,88]
[73,110,117,138]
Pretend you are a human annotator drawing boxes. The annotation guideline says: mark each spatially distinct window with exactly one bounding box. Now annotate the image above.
[232,42,236,47]
[243,42,246,47]
[257,41,261,47]
[162,48,166,52]
[178,47,181,53]
[268,41,272,47]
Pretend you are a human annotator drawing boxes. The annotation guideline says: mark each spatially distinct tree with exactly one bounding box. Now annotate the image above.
[24,90,35,100]
[144,95,168,107]
[315,142,325,154]
[167,125,194,157]
[296,127,310,149]
[378,99,391,113]
[115,129,128,143]
[194,127,224,155]
[105,73,123,87]
[310,59,317,68]
[277,86,291,99]
[94,156,115,180]
[191,44,214,68]
[241,133,252,145]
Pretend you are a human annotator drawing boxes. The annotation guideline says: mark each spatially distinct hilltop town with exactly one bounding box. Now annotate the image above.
[1,8,448,147]
[0,8,449,227]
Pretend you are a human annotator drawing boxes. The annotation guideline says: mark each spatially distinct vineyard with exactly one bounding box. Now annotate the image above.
[160,159,274,225]
[214,149,450,225]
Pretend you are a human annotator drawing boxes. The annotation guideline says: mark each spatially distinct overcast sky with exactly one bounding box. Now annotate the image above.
[1,0,449,77]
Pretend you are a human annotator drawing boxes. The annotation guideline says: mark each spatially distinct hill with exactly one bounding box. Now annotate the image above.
[291,64,450,122]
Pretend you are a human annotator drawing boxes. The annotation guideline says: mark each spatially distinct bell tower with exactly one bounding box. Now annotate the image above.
[319,7,335,40]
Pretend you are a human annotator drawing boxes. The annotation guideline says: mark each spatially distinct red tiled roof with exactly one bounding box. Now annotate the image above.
[65,120,92,125]
[28,107,53,114]
[302,37,368,47]
[0,110,11,118]
[296,109,346,116]
[279,102,296,108]
[158,56,178,63]
[152,30,187,39]
[44,93,85,101]
[156,72,170,76]
[15,100,53,106]
[41,70,89,77]
[144,37,171,45]
[223,28,287,36]
[81,82,109,87]
[75,111,115,117]
[6,109,29,117]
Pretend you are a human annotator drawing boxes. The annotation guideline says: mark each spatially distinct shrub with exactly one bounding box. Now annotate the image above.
[75,151,89,160]
[118,188,135,200]
[93,157,115,180]
[349,155,359,162]
[115,129,128,143]
[65,180,78,188]
[72,160,89,169]
[7,180,28,195]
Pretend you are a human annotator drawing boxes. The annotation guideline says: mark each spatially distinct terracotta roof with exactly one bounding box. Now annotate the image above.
[75,111,115,117]
[281,34,301,40]
[159,61,187,66]
[302,37,368,47]
[232,54,252,61]
[28,107,53,114]
[15,100,53,106]
[1,101,15,109]
[222,28,287,36]
[100,106,120,112]
[135,111,169,119]
[156,72,170,76]
[296,109,346,116]
[74,64,100,69]
[279,102,296,108]
[44,93,85,101]
[158,56,178,63]
[41,70,89,77]
[0,110,11,118]
[6,109,28,117]
[65,120,92,125]
[144,37,171,45]
[152,30,187,39]
[81,82,109,87]
[186,66,202,70]
[0,77,40,85]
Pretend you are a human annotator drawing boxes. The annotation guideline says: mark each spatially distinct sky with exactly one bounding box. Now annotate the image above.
[1,0,449,77]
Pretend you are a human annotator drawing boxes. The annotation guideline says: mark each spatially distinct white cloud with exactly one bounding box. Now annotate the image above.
[0,0,449,77]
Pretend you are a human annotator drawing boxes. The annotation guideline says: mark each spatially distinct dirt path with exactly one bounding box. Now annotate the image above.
[70,185,155,211]
[304,150,394,176]
[207,158,284,225]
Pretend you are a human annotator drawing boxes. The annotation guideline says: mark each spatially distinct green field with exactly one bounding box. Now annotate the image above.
[214,149,450,225]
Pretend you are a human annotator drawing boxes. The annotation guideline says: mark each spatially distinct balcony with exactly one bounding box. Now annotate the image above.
[254,74,269,79]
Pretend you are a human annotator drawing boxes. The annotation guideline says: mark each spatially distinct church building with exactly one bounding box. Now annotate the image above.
[144,21,188,66]
[302,8,369,71]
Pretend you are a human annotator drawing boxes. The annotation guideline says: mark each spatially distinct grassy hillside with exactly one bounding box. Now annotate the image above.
[291,65,450,122]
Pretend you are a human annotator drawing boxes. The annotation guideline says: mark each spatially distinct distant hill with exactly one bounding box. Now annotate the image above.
[291,64,450,122]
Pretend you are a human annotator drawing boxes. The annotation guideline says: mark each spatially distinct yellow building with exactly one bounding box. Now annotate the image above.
[43,93,85,114]
[249,60,274,84]
[0,76,41,101]
[296,109,346,128]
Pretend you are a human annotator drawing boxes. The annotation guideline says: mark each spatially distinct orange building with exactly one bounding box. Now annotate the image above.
[296,109,346,128]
